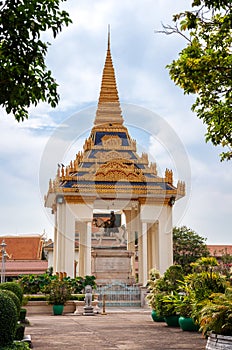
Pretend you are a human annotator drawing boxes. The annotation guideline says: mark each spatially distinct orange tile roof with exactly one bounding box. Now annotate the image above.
[5,260,48,276]
[207,245,232,257]
[0,236,43,260]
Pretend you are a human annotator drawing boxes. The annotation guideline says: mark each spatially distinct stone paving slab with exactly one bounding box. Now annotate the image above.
[26,309,207,350]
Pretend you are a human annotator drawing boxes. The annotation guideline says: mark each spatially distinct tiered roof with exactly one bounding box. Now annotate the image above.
[95,29,123,126]
[45,32,185,207]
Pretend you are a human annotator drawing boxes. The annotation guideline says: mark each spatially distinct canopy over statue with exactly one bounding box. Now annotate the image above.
[44,29,185,285]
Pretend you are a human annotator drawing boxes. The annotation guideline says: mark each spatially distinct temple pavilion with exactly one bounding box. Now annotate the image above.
[44,31,185,286]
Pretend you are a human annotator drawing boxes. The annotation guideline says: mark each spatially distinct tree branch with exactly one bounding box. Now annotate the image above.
[155,23,191,43]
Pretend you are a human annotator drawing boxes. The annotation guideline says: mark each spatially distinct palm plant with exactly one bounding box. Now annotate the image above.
[198,288,232,336]
[158,292,181,317]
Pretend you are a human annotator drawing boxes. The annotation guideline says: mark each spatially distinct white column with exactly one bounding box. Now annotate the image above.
[142,222,148,286]
[66,202,93,277]
[55,202,65,273]
[53,211,58,272]
[147,221,159,271]
[157,206,173,274]
[64,204,75,277]
[151,222,159,268]
[54,201,76,277]
[85,221,92,275]
[138,234,143,284]
[140,203,173,276]
[79,222,86,277]
[137,207,143,284]
[130,207,137,279]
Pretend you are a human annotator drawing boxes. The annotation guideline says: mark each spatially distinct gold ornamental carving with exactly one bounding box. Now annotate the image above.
[95,159,146,182]
[94,150,131,161]
[102,135,122,149]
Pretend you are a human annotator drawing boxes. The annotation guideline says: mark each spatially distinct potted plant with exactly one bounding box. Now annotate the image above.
[149,292,166,322]
[44,278,72,315]
[198,288,232,348]
[146,265,184,324]
[150,291,181,327]
[174,292,199,331]
[171,279,199,332]
[146,269,165,322]
[159,292,181,327]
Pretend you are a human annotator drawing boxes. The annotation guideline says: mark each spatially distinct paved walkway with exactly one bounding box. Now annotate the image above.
[26,308,207,350]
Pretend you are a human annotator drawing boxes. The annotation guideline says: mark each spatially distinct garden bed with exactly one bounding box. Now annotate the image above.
[25,300,99,315]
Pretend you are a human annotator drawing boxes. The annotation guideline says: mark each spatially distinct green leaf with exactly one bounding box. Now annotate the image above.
[0,0,72,121]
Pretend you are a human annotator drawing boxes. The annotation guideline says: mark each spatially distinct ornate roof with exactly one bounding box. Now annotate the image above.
[94,29,123,126]
[45,32,185,207]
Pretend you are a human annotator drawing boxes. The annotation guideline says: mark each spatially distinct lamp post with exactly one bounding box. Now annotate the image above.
[0,240,7,283]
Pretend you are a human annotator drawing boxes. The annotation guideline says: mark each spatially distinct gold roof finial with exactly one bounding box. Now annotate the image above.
[108,24,110,51]
[94,26,124,126]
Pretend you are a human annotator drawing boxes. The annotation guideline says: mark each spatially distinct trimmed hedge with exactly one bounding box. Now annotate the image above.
[25,293,86,301]
[0,342,29,349]
[25,294,47,301]
[14,324,25,341]
[19,308,27,322]
[0,282,23,304]
[69,294,85,301]
[0,291,18,347]
[1,289,21,316]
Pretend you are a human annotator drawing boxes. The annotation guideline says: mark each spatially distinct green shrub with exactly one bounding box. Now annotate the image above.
[69,294,85,301]
[153,292,181,318]
[0,290,21,317]
[0,342,30,349]
[18,274,97,294]
[146,265,184,311]
[25,294,47,301]
[18,273,52,294]
[184,271,227,302]
[198,288,232,336]
[14,324,25,341]
[44,279,72,305]
[0,282,23,304]
[25,293,85,301]
[62,275,96,294]
[0,292,18,347]
[19,308,27,322]
[21,295,29,306]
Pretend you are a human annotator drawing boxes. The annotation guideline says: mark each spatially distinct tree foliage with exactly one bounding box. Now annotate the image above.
[161,0,232,161]
[173,226,210,273]
[0,0,72,121]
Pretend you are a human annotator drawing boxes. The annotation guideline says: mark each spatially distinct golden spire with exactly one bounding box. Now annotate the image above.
[94,26,124,126]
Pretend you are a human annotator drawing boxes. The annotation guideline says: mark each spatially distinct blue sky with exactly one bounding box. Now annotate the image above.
[0,0,231,244]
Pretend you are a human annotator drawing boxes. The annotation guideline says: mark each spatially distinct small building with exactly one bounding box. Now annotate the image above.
[0,235,48,280]
[207,245,232,257]
[207,244,232,263]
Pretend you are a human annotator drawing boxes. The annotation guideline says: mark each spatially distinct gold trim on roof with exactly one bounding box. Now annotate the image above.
[95,159,146,182]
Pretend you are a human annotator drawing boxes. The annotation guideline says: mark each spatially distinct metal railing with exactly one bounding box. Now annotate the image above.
[96,282,141,307]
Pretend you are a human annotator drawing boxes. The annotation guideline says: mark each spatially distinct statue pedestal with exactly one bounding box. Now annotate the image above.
[83,306,94,316]
[92,248,134,285]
